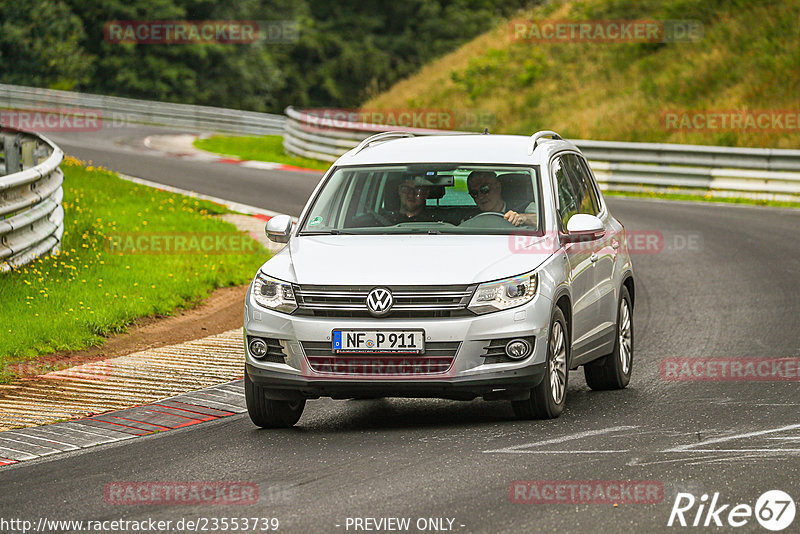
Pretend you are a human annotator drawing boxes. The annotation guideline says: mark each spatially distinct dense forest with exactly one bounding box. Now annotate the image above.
[0,0,532,112]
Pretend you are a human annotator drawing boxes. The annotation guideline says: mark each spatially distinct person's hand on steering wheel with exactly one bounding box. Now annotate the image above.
[504,210,537,227]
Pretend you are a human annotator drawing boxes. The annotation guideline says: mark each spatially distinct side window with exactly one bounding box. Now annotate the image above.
[346,172,382,222]
[577,157,602,214]
[562,154,599,216]
[552,156,578,230]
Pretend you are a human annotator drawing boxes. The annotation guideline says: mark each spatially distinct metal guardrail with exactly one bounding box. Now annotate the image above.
[0,84,286,136]
[283,107,800,201]
[0,129,64,272]
[282,107,453,162]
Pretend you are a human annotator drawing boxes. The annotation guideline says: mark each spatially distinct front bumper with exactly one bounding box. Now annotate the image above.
[246,362,546,401]
[244,284,553,401]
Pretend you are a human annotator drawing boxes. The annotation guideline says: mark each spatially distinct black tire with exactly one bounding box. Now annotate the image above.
[245,370,305,428]
[512,307,569,419]
[584,286,633,390]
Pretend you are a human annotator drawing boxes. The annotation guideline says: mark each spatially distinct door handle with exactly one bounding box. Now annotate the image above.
[612,240,620,250]
[590,253,598,263]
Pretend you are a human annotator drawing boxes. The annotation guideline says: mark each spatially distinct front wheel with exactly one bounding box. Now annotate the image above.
[512,307,569,419]
[584,286,633,390]
[245,370,305,428]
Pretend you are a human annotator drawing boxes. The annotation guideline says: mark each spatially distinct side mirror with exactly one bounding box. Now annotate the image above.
[564,214,604,242]
[265,214,293,243]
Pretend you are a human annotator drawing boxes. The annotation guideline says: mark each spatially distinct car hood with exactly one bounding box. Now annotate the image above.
[261,235,554,285]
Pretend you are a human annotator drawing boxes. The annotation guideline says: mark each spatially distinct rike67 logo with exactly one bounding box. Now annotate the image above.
[668,490,795,531]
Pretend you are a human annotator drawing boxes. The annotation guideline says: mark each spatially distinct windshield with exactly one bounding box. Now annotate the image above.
[299,164,542,235]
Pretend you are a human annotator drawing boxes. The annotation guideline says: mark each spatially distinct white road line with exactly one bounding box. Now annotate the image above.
[0,437,61,455]
[712,402,800,406]
[483,425,637,454]
[663,423,800,452]
[178,395,244,412]
[0,446,37,461]
[492,450,631,454]
[208,388,245,397]
[626,455,721,467]
[683,454,769,466]
[688,449,800,454]
[117,173,295,220]
[9,431,83,450]
[241,160,283,170]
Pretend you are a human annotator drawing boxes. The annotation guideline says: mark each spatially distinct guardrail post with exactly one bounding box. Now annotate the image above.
[21,140,36,169]
[3,134,22,174]
[33,142,49,165]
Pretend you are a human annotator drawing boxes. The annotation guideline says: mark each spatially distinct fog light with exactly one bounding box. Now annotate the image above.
[505,339,531,360]
[249,338,268,359]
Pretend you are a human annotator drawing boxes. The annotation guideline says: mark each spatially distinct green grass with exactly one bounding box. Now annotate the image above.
[0,157,268,380]
[365,0,800,149]
[194,135,331,171]
[603,189,800,209]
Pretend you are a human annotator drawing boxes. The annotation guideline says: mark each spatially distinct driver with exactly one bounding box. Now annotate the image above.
[466,171,537,227]
[387,178,435,224]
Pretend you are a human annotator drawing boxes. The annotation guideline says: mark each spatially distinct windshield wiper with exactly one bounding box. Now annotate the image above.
[299,229,356,236]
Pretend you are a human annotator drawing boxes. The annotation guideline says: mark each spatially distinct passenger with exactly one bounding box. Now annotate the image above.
[466,170,537,226]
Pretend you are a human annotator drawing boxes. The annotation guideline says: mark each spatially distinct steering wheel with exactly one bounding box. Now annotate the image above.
[459,211,516,228]
[364,209,394,226]
[469,211,506,219]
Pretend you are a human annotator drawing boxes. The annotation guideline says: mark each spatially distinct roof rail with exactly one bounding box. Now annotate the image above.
[527,130,563,155]
[353,132,415,155]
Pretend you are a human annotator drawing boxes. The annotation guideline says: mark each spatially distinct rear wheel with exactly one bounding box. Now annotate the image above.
[245,370,305,428]
[512,307,569,419]
[584,286,633,390]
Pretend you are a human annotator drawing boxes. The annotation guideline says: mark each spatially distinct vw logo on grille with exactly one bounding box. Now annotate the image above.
[366,287,393,317]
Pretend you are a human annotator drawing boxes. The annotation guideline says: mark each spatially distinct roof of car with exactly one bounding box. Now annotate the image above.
[334,133,580,166]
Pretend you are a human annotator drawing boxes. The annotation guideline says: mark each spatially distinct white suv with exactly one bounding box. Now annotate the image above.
[243,131,635,427]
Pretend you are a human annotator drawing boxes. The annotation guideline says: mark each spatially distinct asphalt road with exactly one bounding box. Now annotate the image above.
[46,125,323,216]
[1,126,799,533]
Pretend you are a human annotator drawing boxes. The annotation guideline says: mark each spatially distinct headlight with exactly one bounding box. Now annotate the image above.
[252,272,297,313]
[468,272,538,315]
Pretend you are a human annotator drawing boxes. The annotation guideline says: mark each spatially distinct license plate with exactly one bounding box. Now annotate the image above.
[332,330,425,354]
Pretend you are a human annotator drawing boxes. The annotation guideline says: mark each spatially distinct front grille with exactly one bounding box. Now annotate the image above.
[481,336,535,365]
[301,341,460,375]
[293,285,476,318]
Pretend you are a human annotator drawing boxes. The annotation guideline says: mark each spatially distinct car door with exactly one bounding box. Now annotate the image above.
[551,155,595,351]
[576,155,619,334]
[561,153,617,359]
